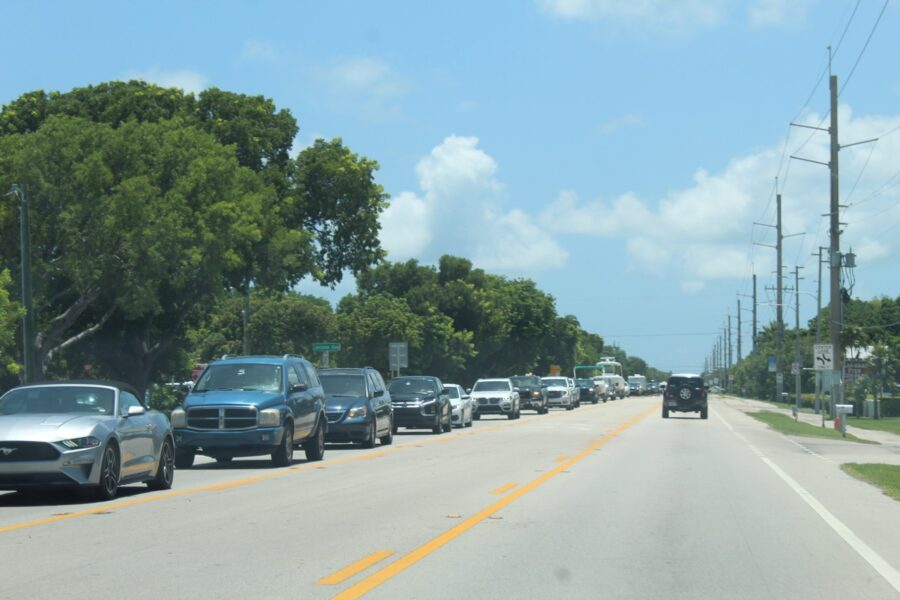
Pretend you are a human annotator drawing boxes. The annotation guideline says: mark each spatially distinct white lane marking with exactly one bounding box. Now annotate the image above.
[714,410,900,593]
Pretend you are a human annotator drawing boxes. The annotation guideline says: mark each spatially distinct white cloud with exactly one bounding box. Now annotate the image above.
[124,68,208,95]
[317,57,411,120]
[241,39,279,61]
[380,136,566,272]
[538,0,727,30]
[597,113,645,135]
[748,0,811,28]
[545,105,900,286]
[681,280,707,294]
[380,191,431,259]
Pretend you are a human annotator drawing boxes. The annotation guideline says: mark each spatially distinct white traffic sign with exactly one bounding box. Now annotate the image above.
[813,344,833,371]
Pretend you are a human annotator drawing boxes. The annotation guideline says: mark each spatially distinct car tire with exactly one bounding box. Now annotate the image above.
[94,443,120,501]
[432,414,443,434]
[474,413,481,420]
[566,404,574,411]
[380,418,394,445]
[304,420,326,462]
[174,449,194,469]
[272,422,294,467]
[700,407,708,420]
[662,406,669,418]
[362,420,377,448]
[147,438,175,490]
[442,411,452,432]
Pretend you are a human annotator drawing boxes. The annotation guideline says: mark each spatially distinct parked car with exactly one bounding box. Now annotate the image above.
[470,378,520,419]
[388,376,452,434]
[662,373,708,419]
[0,380,175,500]
[445,383,473,428]
[542,376,575,410]
[170,355,327,467]
[319,367,393,447]
[509,374,549,414]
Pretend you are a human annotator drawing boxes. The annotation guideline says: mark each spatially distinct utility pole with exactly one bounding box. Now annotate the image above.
[752,274,758,346]
[814,247,826,419]
[827,74,843,417]
[9,184,34,383]
[776,193,784,405]
[793,266,804,420]
[737,299,742,363]
[727,316,732,391]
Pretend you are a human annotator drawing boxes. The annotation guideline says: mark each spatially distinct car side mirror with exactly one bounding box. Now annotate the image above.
[291,383,308,393]
[513,387,520,392]
[126,405,146,417]
[466,388,472,394]
[374,389,384,397]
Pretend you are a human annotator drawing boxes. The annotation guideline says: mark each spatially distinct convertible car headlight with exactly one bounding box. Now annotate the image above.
[60,436,101,449]
[170,408,187,428]
[258,408,281,427]
[348,405,368,419]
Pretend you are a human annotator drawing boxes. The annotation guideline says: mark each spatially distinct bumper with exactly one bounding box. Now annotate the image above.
[393,406,439,429]
[474,400,515,415]
[0,446,103,490]
[325,419,369,442]
[174,426,286,457]
[547,397,572,407]
[518,395,545,410]
[664,400,707,412]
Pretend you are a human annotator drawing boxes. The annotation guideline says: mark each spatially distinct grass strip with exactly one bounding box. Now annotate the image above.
[841,463,900,501]
[846,417,900,436]
[747,411,877,444]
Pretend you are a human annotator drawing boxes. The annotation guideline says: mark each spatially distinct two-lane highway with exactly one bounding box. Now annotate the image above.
[2,396,898,599]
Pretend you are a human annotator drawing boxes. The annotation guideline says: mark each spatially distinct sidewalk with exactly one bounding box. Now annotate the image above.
[716,394,900,448]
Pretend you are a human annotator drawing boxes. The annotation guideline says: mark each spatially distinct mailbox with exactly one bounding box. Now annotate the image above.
[834,404,853,436]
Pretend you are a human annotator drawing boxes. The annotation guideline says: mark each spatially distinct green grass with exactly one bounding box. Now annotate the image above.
[846,416,900,436]
[747,411,877,444]
[841,463,900,501]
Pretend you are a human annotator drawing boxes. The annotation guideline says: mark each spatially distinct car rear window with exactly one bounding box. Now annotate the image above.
[668,377,704,387]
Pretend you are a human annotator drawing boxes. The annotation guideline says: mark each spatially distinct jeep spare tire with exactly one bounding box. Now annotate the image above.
[678,385,693,401]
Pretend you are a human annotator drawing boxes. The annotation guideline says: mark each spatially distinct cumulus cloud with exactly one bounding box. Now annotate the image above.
[124,68,208,94]
[380,136,566,272]
[546,105,900,286]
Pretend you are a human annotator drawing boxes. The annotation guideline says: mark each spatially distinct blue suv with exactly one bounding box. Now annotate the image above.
[171,355,327,467]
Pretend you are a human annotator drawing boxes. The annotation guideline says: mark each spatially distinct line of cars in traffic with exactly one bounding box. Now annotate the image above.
[0,353,653,502]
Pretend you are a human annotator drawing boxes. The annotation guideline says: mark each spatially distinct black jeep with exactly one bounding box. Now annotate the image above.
[662,374,708,419]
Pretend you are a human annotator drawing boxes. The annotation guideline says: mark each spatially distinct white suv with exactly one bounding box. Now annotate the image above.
[542,376,575,410]
[470,378,520,420]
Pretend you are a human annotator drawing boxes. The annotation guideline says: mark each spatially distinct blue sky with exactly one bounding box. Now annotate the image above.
[3,0,899,374]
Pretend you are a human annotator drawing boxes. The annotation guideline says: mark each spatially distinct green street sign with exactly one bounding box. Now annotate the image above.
[312,342,341,352]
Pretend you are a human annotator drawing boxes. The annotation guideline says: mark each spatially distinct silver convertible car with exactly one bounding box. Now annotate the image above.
[0,381,175,500]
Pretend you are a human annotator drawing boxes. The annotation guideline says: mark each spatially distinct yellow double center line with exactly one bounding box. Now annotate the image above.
[332,404,656,599]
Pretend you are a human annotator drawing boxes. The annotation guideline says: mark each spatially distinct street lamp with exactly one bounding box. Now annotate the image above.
[6,184,34,383]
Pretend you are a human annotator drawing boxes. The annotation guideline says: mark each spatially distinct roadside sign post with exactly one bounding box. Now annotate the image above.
[312,342,341,368]
[389,342,408,378]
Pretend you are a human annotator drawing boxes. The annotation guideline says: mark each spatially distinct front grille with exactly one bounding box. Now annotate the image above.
[326,411,344,423]
[0,441,60,462]
[548,390,563,398]
[187,406,257,430]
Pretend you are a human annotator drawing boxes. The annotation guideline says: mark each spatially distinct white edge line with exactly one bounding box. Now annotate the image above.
[714,409,900,593]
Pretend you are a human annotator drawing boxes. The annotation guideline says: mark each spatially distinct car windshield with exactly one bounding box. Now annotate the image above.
[0,386,115,416]
[575,379,593,386]
[510,376,539,387]
[473,380,510,392]
[320,374,367,397]
[542,378,567,386]
[194,364,283,392]
[388,379,434,394]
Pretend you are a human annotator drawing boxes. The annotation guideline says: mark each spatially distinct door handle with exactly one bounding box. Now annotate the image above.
[145,424,154,430]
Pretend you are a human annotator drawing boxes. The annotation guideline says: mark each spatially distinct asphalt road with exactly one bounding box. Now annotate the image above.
[2,395,899,599]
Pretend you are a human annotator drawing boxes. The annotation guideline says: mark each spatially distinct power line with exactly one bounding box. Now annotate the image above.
[839,0,890,96]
